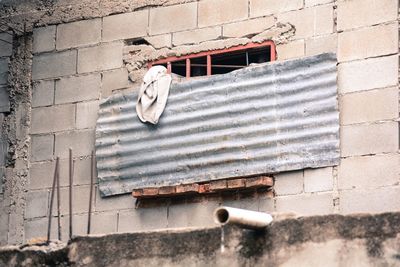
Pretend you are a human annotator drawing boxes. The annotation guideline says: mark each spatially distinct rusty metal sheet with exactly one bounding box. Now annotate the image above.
[96,53,339,197]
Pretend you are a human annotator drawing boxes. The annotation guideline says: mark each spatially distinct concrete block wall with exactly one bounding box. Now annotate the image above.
[13,0,400,242]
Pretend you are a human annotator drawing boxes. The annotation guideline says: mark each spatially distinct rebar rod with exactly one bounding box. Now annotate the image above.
[69,148,73,240]
[47,158,59,242]
[87,150,95,235]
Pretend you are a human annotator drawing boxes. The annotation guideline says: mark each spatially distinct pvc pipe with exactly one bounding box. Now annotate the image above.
[213,206,273,229]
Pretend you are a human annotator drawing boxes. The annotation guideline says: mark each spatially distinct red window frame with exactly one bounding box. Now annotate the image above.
[148,40,276,78]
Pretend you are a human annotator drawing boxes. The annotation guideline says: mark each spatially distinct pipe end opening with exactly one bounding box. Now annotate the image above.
[215,208,229,224]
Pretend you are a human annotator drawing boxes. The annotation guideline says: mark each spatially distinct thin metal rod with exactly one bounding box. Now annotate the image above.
[47,157,59,242]
[0,38,12,45]
[246,51,249,66]
[56,157,61,241]
[87,150,95,235]
[69,148,73,240]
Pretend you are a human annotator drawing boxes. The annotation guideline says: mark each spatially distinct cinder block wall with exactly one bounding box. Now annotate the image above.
[0,0,399,244]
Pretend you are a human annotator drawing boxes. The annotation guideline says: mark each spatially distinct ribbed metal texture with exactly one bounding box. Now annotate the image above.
[96,53,339,197]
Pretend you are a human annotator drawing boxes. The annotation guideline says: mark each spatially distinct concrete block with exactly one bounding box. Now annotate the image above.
[276,193,333,215]
[0,86,10,112]
[149,3,197,35]
[198,0,248,27]
[274,170,303,196]
[168,201,220,228]
[57,19,101,51]
[55,130,95,158]
[250,0,303,17]
[223,16,275,38]
[57,185,92,215]
[77,42,123,73]
[55,74,100,104]
[338,154,399,190]
[32,80,54,108]
[173,27,221,46]
[118,206,168,232]
[30,134,54,162]
[25,190,49,219]
[304,167,333,193]
[337,0,398,31]
[0,32,13,57]
[33,26,56,54]
[340,186,400,214]
[0,208,8,245]
[0,58,9,85]
[305,34,337,56]
[338,55,398,94]
[63,214,88,240]
[277,5,333,39]
[305,0,333,7]
[76,100,99,129]
[341,122,398,157]
[276,40,305,61]
[145,34,172,49]
[101,68,129,98]
[258,194,275,212]
[31,104,76,134]
[29,161,55,190]
[59,157,92,186]
[338,23,398,62]
[32,50,77,80]
[340,87,398,125]
[25,217,57,241]
[91,212,118,234]
[103,10,148,42]
[95,193,136,212]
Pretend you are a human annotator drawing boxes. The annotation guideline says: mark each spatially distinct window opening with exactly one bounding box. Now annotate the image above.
[148,41,276,78]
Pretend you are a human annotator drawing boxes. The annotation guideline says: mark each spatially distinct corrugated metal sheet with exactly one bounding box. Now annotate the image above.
[96,53,339,197]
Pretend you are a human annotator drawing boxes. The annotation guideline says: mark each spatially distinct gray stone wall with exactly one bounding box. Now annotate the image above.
[0,0,398,244]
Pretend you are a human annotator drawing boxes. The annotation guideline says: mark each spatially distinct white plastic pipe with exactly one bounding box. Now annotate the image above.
[213,206,273,229]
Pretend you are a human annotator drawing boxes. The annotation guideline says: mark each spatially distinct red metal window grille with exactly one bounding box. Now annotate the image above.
[148,40,276,78]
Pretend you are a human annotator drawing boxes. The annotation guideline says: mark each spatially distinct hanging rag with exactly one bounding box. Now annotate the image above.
[136,65,172,124]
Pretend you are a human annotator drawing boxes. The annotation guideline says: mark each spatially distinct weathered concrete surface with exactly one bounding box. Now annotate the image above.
[1,212,400,266]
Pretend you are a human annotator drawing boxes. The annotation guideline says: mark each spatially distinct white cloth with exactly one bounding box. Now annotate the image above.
[136,66,172,124]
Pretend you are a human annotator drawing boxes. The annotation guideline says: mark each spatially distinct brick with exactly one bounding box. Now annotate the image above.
[142,188,159,196]
[305,0,333,7]
[32,50,77,80]
[168,201,219,228]
[55,74,100,104]
[341,122,398,157]
[149,3,197,35]
[250,0,303,17]
[32,80,54,108]
[25,190,49,219]
[274,170,303,196]
[276,40,305,61]
[176,183,199,194]
[340,186,400,214]
[173,27,221,46]
[337,0,398,31]
[0,86,10,112]
[95,193,135,212]
[103,11,148,42]
[159,186,176,195]
[30,134,54,162]
[246,176,273,188]
[338,23,398,62]
[145,34,172,49]
[223,16,275,38]
[209,180,227,190]
[304,167,333,193]
[340,87,398,125]
[33,26,56,54]
[76,100,99,129]
[338,55,398,94]
[31,104,75,134]
[132,190,142,198]
[0,32,13,57]
[276,193,333,215]
[227,178,246,189]
[338,154,399,190]
[101,68,129,98]
[56,19,101,50]
[278,5,333,39]
[0,58,9,85]
[198,0,248,27]
[91,212,118,234]
[305,34,337,56]
[198,184,210,193]
[118,207,168,232]
[55,130,95,158]
[77,43,123,73]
